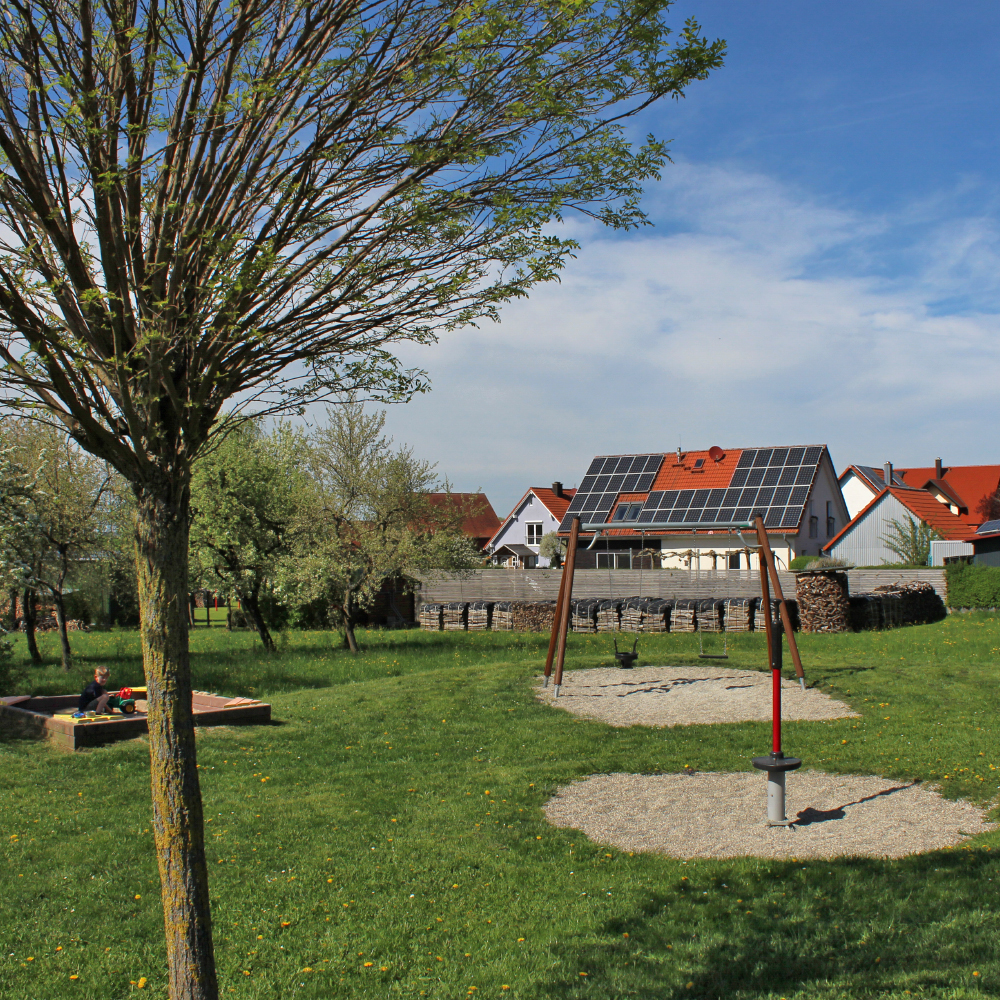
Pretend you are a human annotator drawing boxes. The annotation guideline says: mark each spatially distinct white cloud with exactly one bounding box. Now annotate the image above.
[382,160,1000,516]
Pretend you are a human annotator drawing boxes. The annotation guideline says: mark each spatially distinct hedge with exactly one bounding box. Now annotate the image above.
[945,563,1000,608]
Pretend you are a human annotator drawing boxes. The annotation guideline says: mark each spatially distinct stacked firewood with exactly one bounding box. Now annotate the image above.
[620,597,647,632]
[595,599,621,632]
[696,599,725,632]
[874,582,945,625]
[724,597,755,632]
[570,598,598,632]
[849,594,881,631]
[492,601,513,631]
[443,602,469,630]
[671,599,698,632]
[643,598,672,632]
[511,601,557,633]
[28,617,89,632]
[467,601,493,631]
[419,603,443,630]
[796,571,849,633]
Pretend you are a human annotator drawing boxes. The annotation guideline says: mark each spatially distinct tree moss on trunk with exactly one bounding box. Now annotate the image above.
[135,484,218,1000]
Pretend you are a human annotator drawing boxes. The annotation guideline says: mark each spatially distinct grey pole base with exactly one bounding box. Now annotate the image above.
[543,676,549,687]
[553,684,561,698]
[752,754,802,826]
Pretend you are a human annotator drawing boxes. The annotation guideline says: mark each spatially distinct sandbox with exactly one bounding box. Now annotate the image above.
[0,690,270,750]
[536,666,858,728]
[544,771,995,859]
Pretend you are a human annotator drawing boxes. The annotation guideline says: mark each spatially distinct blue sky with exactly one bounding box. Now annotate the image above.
[381,0,1000,518]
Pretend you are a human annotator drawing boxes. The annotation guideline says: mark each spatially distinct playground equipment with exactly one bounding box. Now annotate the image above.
[544,511,808,826]
[614,636,638,668]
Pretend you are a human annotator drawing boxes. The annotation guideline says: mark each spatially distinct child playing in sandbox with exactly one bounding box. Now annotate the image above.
[78,666,112,714]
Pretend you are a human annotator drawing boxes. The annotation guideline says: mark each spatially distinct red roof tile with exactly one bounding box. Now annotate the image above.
[531,487,576,522]
[651,449,744,491]
[426,493,501,540]
[896,465,1000,526]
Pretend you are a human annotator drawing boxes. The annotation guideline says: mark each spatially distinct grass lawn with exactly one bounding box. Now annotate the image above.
[3,615,1000,999]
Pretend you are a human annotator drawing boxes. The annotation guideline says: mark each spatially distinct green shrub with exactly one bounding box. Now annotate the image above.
[945,563,1000,608]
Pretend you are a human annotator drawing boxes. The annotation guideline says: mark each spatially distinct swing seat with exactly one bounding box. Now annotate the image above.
[698,653,729,660]
[614,636,638,669]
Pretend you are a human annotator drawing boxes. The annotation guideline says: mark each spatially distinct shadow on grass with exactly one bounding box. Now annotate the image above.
[542,850,998,999]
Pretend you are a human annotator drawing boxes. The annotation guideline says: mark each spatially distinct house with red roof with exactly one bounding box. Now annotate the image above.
[839,458,1000,525]
[425,492,501,551]
[555,445,849,571]
[822,486,979,566]
[487,484,576,567]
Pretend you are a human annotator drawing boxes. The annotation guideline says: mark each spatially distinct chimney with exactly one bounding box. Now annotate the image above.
[884,461,893,488]
[551,481,563,498]
[935,457,943,479]
[676,446,683,464]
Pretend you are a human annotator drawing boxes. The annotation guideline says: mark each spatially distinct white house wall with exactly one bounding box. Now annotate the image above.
[826,492,918,566]
[841,472,879,520]
[490,493,564,567]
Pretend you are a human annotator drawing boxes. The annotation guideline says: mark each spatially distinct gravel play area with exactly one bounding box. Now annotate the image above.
[544,771,995,859]
[536,666,858,728]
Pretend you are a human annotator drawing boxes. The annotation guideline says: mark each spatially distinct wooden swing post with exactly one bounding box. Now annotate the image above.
[552,517,581,696]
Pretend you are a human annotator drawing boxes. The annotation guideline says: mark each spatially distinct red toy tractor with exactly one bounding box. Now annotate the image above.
[107,687,137,715]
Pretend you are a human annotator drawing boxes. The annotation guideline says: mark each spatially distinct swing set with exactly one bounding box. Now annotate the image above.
[543,513,806,825]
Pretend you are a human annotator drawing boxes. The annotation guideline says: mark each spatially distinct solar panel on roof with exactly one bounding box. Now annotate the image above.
[565,494,584,512]
[795,466,814,485]
[739,487,758,505]
[724,488,742,506]
[637,509,656,523]
[736,450,755,469]
[593,475,610,492]
[754,449,772,467]
[586,458,605,476]
[645,455,662,472]
[636,473,656,491]
[756,487,775,506]
[719,506,735,521]
[773,486,791,505]
[692,489,711,507]
[770,448,788,466]
[804,447,823,464]
[786,448,805,465]
[730,468,749,488]
[613,456,632,474]
[979,519,1000,534]
[762,467,781,486]
[708,488,727,506]
[582,494,601,511]
[746,468,765,487]
[701,507,720,522]
[607,474,625,492]
[668,508,688,522]
[622,474,640,492]
[778,466,798,486]
[677,490,695,507]
[659,492,677,509]
[781,508,802,528]
[790,486,809,504]
[734,506,750,521]
[579,476,597,492]
[644,491,664,508]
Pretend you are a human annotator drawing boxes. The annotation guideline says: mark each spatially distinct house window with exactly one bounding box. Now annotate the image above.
[809,516,818,539]
[728,552,741,570]
[826,501,835,538]
[612,503,642,522]
[597,551,632,569]
[526,522,543,546]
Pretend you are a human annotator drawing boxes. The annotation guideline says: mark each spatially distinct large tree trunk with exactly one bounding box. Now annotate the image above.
[22,588,41,665]
[134,485,218,1000]
[236,586,275,652]
[51,592,73,671]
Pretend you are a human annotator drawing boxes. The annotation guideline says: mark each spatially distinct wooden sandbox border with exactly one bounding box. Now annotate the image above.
[0,690,271,750]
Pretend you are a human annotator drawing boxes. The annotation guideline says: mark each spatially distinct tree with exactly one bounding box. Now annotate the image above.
[290,401,477,650]
[0,420,112,669]
[881,516,942,567]
[190,423,308,651]
[538,531,565,568]
[976,489,1000,523]
[0,1,723,994]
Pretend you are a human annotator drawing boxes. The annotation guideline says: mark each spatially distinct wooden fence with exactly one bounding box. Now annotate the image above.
[415,568,947,605]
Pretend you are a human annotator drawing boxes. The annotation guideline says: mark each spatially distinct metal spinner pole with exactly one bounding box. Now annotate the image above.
[751,517,801,826]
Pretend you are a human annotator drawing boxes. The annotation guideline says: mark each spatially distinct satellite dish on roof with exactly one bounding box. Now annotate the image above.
[708,446,725,463]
